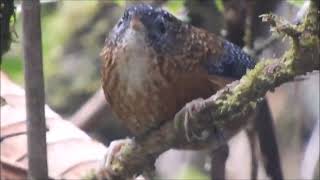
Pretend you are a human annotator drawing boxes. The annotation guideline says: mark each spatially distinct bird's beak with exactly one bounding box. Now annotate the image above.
[130,15,144,31]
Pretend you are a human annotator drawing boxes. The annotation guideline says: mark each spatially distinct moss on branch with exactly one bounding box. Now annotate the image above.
[95,1,319,179]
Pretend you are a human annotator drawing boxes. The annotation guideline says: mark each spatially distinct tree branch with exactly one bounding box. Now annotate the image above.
[96,1,319,179]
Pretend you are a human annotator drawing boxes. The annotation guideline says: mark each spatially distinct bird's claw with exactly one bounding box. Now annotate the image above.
[184,98,208,142]
[98,139,131,180]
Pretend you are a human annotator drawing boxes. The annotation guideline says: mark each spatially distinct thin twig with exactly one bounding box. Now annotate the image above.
[246,0,311,57]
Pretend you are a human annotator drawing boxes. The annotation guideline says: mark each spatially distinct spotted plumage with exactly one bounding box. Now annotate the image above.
[101,4,255,137]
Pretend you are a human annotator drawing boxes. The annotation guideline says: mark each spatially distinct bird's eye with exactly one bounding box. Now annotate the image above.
[117,19,123,27]
[123,11,129,20]
[155,17,166,34]
[158,21,166,34]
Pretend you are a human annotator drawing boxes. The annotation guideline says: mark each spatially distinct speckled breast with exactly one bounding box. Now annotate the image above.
[101,41,213,137]
[101,39,176,136]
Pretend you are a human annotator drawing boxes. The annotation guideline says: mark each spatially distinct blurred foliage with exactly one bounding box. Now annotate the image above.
[1,55,23,83]
[0,0,305,84]
[287,0,305,7]
[41,1,99,76]
[1,0,187,84]
[0,0,16,56]
[41,2,106,112]
[2,1,100,83]
[165,0,184,14]
[2,16,23,83]
[215,0,223,12]
[178,166,209,180]
[112,0,126,7]
[1,0,218,84]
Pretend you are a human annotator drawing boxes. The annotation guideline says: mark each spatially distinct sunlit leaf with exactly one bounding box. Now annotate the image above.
[178,166,210,180]
[215,0,224,12]
[112,0,126,7]
[287,0,305,7]
[164,0,185,15]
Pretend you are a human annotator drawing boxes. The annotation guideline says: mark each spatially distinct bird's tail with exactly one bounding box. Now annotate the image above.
[255,98,284,180]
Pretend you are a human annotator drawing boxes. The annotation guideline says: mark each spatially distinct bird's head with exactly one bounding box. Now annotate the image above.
[107,4,186,54]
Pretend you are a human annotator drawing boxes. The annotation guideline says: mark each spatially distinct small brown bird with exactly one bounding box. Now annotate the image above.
[101,4,255,138]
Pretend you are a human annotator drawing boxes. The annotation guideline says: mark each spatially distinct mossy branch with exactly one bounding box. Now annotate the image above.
[96,1,319,179]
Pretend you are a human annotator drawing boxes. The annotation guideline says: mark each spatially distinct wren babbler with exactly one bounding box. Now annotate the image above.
[101,4,255,135]
[101,3,256,177]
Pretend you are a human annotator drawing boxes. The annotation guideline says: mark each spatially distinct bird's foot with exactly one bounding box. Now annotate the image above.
[184,98,209,142]
[98,138,131,180]
[266,62,281,74]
